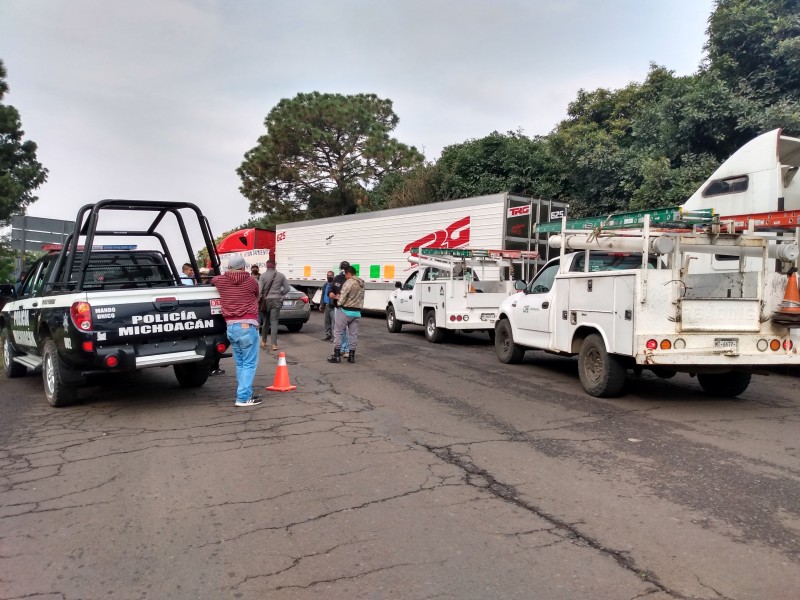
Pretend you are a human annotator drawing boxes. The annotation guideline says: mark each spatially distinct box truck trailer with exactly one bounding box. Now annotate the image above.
[275,193,567,311]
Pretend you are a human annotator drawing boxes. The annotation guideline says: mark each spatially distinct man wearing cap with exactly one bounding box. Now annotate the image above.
[211,255,262,407]
[329,261,351,356]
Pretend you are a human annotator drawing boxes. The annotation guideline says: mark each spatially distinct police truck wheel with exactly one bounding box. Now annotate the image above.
[42,339,77,407]
[697,372,751,397]
[386,305,402,333]
[578,333,627,397]
[174,363,210,388]
[2,330,27,378]
[495,319,524,364]
[424,310,445,343]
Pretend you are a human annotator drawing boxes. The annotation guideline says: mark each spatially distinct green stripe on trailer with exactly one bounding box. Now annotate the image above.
[535,207,716,233]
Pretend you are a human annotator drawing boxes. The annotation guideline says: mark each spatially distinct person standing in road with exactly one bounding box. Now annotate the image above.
[320,270,335,340]
[258,260,290,351]
[250,265,261,281]
[329,261,351,357]
[328,265,364,364]
[211,255,261,406]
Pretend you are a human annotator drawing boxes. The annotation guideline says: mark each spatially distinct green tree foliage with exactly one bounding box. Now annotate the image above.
[238,92,424,221]
[367,163,442,210]
[434,131,562,201]
[0,60,48,225]
[707,0,800,104]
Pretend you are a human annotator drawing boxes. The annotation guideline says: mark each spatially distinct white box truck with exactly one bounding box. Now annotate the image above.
[276,194,566,312]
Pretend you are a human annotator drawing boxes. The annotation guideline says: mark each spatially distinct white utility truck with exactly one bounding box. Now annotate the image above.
[275,193,566,312]
[386,248,530,342]
[495,211,800,398]
[496,127,800,398]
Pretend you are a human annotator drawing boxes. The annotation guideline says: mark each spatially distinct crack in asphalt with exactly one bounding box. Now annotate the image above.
[420,444,684,599]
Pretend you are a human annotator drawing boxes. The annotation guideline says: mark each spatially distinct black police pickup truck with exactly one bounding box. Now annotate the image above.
[0,200,230,407]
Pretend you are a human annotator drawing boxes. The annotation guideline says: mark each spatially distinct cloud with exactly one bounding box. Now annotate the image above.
[1,0,714,249]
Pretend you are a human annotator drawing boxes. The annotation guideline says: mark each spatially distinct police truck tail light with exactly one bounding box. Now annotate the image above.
[646,339,658,350]
[450,315,456,322]
[660,339,672,350]
[71,302,93,331]
[784,339,793,351]
[216,342,227,354]
[105,355,119,368]
[770,339,781,351]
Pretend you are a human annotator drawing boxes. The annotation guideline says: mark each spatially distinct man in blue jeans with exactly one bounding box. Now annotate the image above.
[212,255,262,406]
[329,261,350,356]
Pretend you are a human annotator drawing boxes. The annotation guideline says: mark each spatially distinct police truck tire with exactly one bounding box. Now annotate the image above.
[697,372,750,397]
[2,331,27,378]
[495,319,524,364]
[424,310,445,343]
[578,333,626,397]
[386,305,402,333]
[174,363,210,388]
[42,339,78,407]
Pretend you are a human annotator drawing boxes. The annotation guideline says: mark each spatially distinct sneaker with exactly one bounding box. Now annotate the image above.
[210,369,225,376]
[321,335,332,341]
[271,344,278,351]
[235,396,263,407]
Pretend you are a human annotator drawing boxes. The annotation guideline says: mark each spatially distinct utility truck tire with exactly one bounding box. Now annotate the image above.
[495,319,524,364]
[42,339,77,407]
[424,310,445,343]
[2,331,26,378]
[174,363,210,388]
[386,305,402,333]
[286,323,303,333]
[487,329,496,344]
[697,372,751,397]
[578,334,626,397]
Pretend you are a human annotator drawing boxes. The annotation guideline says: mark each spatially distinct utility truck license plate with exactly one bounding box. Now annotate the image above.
[714,338,738,350]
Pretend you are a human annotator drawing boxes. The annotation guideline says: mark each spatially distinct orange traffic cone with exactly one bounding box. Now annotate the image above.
[773,268,800,326]
[266,352,297,392]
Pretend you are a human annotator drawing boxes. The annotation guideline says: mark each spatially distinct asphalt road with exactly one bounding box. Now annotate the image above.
[1,312,799,599]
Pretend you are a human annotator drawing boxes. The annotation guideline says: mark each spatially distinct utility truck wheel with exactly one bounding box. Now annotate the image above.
[2,331,26,378]
[697,372,750,397]
[386,305,402,333]
[286,323,303,333]
[578,334,626,397]
[42,339,77,407]
[174,363,210,388]
[495,319,524,364]
[424,310,445,343]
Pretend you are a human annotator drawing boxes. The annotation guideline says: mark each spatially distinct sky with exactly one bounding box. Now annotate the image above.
[1,0,715,248]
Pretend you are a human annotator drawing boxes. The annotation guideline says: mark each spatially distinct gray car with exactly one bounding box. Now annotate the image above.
[278,285,311,332]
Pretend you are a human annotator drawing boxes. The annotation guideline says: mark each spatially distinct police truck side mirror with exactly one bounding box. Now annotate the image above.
[394,281,402,289]
[514,280,527,291]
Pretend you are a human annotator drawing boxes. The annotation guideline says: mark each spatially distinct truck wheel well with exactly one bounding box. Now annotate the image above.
[38,323,53,346]
[570,326,598,354]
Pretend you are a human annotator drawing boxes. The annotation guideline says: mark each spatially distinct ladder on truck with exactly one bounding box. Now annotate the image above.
[410,247,539,281]
[535,206,800,235]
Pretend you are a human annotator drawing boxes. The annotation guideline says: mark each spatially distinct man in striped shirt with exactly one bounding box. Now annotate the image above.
[212,254,262,406]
